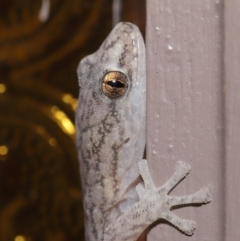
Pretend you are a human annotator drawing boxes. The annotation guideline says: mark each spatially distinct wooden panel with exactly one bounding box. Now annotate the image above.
[146,0,224,240]
[224,0,240,239]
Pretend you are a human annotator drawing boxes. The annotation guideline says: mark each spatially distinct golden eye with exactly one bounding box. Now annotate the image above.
[102,71,128,99]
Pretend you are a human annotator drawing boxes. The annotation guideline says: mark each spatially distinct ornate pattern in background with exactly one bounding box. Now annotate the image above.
[0,0,145,240]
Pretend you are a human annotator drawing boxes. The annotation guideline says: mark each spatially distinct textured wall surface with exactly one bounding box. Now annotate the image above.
[224,0,240,239]
[146,0,224,240]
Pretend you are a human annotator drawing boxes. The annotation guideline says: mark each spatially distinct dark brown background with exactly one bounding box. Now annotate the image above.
[0,1,145,240]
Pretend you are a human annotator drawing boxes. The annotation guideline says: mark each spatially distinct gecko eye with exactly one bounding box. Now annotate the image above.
[102,71,128,98]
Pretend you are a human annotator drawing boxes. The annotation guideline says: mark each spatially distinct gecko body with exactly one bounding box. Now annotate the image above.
[76,22,211,241]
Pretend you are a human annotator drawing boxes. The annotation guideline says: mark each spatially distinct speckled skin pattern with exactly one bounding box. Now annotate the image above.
[76,22,211,241]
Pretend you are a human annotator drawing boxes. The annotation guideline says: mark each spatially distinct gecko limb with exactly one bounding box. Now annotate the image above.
[138,159,211,235]
[104,160,211,241]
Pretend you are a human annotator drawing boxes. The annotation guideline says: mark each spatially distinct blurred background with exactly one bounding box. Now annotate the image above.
[0,0,145,240]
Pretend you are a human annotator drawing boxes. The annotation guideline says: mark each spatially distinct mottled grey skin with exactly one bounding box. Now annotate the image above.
[76,22,211,241]
[76,23,146,241]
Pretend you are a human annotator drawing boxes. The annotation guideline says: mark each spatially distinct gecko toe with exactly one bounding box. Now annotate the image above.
[181,220,196,236]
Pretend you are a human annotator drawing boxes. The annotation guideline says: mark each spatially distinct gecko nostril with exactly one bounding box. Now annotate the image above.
[102,71,128,99]
[124,138,130,144]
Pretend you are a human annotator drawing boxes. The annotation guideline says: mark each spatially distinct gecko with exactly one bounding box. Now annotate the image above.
[75,22,211,241]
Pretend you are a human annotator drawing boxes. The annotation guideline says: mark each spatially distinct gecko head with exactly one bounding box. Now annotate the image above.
[76,22,146,147]
[77,22,146,104]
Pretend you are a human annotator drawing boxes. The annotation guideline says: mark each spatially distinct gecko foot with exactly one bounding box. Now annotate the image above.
[138,159,211,235]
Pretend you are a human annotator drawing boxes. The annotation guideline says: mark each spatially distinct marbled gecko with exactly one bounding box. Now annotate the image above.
[76,22,211,241]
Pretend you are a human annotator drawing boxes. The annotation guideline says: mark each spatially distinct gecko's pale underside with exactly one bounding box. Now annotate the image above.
[76,22,211,241]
